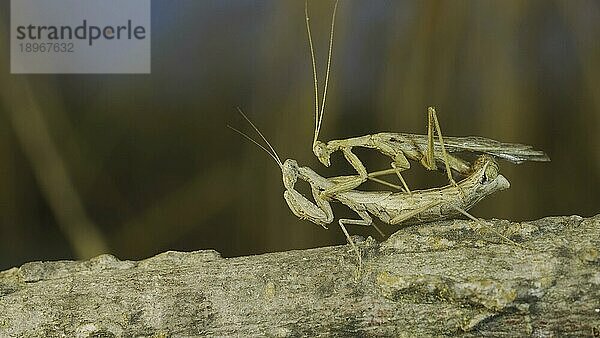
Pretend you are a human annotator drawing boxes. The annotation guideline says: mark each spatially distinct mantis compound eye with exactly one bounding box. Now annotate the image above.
[480,160,499,185]
[480,173,489,185]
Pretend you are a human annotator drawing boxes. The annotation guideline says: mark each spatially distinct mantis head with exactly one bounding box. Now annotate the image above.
[471,155,510,195]
[282,159,300,190]
[313,141,332,167]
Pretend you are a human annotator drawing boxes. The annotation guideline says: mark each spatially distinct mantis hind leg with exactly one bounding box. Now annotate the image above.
[451,205,533,250]
[390,200,442,225]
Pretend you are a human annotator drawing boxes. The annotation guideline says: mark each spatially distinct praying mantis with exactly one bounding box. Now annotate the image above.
[230,1,549,268]
[305,1,550,197]
[230,109,512,268]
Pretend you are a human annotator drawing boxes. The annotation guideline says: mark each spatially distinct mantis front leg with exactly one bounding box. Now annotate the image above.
[283,167,369,269]
[319,146,413,198]
[284,184,333,229]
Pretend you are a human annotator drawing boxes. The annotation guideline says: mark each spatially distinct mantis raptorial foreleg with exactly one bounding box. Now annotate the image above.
[319,148,366,197]
[284,188,333,229]
[320,147,410,196]
[283,163,334,229]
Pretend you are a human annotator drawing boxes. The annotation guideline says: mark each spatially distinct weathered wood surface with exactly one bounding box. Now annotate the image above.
[1,215,599,337]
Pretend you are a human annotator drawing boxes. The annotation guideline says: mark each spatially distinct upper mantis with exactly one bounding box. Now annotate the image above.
[305,1,550,197]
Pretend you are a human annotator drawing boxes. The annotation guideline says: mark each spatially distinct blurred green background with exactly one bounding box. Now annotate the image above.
[0,0,598,270]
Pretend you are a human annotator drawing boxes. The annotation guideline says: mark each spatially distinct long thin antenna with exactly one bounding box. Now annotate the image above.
[227,125,283,168]
[305,0,320,148]
[235,107,283,167]
[316,0,338,144]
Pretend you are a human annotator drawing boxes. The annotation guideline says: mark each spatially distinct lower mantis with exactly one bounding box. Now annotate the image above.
[304,1,550,197]
[230,109,513,268]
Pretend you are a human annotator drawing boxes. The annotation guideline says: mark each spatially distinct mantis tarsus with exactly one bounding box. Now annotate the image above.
[305,1,550,197]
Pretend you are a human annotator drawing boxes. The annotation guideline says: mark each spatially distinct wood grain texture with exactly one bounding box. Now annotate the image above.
[1,215,599,337]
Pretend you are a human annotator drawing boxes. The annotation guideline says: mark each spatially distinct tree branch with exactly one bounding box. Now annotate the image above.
[1,215,599,337]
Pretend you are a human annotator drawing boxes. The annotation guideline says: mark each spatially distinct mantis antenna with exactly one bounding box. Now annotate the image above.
[306,0,339,148]
[228,107,283,168]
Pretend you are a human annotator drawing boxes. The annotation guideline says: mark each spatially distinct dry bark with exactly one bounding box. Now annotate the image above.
[1,214,599,337]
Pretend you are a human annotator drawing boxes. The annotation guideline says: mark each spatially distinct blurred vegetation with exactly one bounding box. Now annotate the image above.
[0,0,598,270]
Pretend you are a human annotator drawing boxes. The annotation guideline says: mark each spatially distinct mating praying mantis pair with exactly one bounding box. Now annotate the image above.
[231,1,549,267]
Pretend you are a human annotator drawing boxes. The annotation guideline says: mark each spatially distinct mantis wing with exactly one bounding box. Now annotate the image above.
[392,134,550,164]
